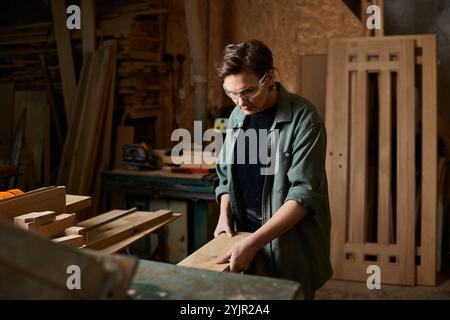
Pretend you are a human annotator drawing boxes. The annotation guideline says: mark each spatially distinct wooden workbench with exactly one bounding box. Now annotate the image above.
[131,259,303,300]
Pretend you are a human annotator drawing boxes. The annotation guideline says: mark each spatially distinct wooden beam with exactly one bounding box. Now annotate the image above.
[20,213,77,237]
[77,207,138,232]
[81,0,96,57]
[51,0,77,123]
[14,211,57,225]
[177,232,251,272]
[0,186,66,222]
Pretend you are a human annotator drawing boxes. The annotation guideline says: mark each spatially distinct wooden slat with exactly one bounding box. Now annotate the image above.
[52,234,84,248]
[25,213,77,237]
[177,232,251,272]
[396,39,416,286]
[326,39,350,278]
[0,186,66,221]
[14,211,57,225]
[51,0,77,123]
[100,213,180,254]
[348,68,369,243]
[85,210,173,250]
[377,68,392,245]
[418,35,438,286]
[66,194,92,213]
[77,207,138,232]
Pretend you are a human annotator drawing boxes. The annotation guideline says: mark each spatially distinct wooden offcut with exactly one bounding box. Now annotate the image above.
[177,232,251,272]
[66,194,92,213]
[24,213,77,237]
[52,234,84,248]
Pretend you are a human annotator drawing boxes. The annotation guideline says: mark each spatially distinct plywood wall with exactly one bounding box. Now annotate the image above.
[165,0,363,136]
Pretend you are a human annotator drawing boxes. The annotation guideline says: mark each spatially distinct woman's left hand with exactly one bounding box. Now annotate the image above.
[215,238,258,273]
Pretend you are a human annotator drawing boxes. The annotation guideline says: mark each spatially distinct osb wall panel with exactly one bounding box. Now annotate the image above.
[165,0,363,141]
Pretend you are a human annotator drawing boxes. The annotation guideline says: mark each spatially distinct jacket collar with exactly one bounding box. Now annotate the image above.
[231,82,293,129]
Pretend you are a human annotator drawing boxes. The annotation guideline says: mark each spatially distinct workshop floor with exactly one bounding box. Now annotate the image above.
[315,276,450,300]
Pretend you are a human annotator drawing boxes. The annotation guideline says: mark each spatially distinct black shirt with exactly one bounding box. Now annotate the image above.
[233,105,277,218]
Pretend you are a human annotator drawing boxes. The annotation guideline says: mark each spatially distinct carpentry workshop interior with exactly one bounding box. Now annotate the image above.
[1,0,450,302]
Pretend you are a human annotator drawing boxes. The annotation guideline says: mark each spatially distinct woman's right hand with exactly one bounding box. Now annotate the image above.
[214,194,234,238]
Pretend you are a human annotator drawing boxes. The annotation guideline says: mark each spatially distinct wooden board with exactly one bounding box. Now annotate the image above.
[0,186,66,221]
[177,232,251,272]
[85,210,173,250]
[297,54,327,120]
[25,213,77,237]
[14,210,57,225]
[100,213,181,254]
[66,194,92,213]
[52,234,84,248]
[77,207,137,232]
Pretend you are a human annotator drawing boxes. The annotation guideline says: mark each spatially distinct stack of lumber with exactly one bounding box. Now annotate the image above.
[57,40,117,212]
[65,207,180,253]
[0,185,180,253]
[0,186,91,222]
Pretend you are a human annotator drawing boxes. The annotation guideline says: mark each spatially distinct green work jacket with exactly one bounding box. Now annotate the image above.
[215,82,333,298]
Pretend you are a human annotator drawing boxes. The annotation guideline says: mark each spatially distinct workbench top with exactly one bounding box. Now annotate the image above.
[131,260,303,300]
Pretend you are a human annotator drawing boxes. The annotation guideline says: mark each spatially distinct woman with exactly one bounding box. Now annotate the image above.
[213,40,332,299]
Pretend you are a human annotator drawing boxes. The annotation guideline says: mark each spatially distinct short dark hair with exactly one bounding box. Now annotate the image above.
[216,40,274,79]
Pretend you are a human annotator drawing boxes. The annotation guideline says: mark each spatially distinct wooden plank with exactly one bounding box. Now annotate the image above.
[326,38,350,279]
[25,213,77,237]
[77,207,137,232]
[377,68,392,245]
[348,68,369,244]
[177,232,251,272]
[81,0,96,57]
[297,54,327,120]
[51,0,77,122]
[91,40,118,215]
[66,194,92,213]
[85,210,173,250]
[99,213,181,254]
[418,35,438,286]
[52,234,84,248]
[396,39,416,286]
[14,211,57,225]
[0,186,66,221]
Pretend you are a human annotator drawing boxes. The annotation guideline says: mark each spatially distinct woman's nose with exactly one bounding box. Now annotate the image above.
[237,96,245,107]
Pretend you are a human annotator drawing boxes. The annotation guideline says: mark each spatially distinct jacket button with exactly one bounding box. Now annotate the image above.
[285,152,290,158]
[238,121,243,127]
